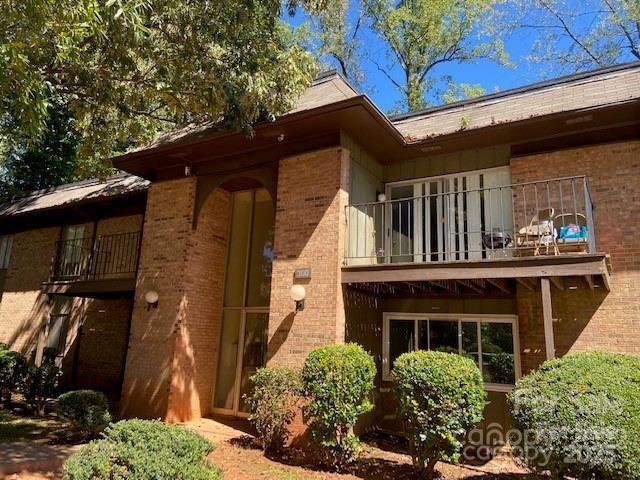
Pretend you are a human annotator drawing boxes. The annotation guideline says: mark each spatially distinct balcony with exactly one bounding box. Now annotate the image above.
[343,176,610,293]
[46,231,141,295]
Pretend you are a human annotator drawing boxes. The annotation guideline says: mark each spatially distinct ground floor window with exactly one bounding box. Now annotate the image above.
[383,313,520,391]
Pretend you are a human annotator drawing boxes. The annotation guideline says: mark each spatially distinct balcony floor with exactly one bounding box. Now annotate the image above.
[342,253,610,296]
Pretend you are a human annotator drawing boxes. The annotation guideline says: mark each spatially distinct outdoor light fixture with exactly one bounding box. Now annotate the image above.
[145,290,159,309]
[377,192,386,203]
[290,285,306,312]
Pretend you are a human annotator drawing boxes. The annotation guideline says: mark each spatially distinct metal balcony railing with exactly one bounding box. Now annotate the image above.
[345,176,595,266]
[51,231,141,281]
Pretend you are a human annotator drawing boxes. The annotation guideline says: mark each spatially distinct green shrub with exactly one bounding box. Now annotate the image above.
[57,390,112,438]
[301,343,376,468]
[247,366,303,454]
[508,352,640,480]
[0,348,27,407]
[62,419,221,480]
[392,350,486,479]
[22,362,60,416]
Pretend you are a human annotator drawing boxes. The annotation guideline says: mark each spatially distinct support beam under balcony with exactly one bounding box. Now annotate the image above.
[541,277,556,360]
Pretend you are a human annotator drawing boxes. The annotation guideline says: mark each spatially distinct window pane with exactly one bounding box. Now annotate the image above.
[390,185,414,263]
[246,189,275,307]
[223,191,253,307]
[481,322,515,385]
[417,320,429,350]
[389,320,414,371]
[429,320,458,354]
[461,322,479,366]
[214,310,242,409]
[238,312,268,412]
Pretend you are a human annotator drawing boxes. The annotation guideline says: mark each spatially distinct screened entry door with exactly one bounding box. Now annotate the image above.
[213,188,274,416]
[386,168,512,262]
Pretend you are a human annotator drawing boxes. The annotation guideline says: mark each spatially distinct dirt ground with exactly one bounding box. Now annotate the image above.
[4,413,542,480]
[207,434,542,480]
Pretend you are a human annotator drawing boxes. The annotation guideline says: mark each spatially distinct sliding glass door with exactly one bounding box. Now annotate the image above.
[386,167,512,262]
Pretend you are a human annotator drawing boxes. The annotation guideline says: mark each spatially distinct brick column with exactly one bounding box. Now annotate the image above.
[267,147,350,367]
[120,178,229,421]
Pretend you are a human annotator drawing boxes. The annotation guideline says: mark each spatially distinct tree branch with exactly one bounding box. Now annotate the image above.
[538,0,603,65]
[369,58,404,92]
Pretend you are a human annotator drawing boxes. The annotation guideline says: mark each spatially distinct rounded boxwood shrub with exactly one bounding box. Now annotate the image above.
[57,390,112,438]
[508,352,640,480]
[246,366,303,454]
[301,343,376,468]
[392,350,486,479]
[62,419,221,480]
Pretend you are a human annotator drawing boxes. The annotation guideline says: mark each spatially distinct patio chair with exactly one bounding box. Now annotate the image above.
[516,208,559,255]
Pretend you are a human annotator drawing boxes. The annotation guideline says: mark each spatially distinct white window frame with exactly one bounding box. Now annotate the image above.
[382,312,521,392]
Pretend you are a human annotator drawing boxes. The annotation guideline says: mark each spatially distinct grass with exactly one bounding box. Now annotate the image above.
[266,467,315,480]
[0,410,67,444]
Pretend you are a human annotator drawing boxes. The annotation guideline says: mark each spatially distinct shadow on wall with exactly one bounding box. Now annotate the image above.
[266,312,295,363]
[118,269,177,421]
[517,283,607,374]
[3,291,50,362]
[165,293,201,422]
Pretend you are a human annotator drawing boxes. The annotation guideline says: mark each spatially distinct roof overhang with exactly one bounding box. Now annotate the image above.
[112,96,404,180]
[113,95,640,180]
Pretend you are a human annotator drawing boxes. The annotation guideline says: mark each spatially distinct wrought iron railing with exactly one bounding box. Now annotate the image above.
[345,176,595,266]
[51,231,141,281]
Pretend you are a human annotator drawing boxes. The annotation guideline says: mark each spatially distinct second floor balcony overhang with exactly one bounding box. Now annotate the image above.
[343,175,611,295]
[44,231,141,296]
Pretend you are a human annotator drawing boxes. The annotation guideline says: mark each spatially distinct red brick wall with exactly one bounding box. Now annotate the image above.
[121,178,197,419]
[0,227,60,358]
[167,188,229,421]
[120,178,229,421]
[268,147,350,366]
[0,214,141,399]
[73,297,133,394]
[511,140,640,372]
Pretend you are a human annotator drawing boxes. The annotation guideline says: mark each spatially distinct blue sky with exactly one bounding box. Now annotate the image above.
[286,1,629,113]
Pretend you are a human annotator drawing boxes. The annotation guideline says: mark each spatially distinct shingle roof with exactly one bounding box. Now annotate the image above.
[392,62,640,141]
[2,63,639,219]
[0,173,148,218]
[128,70,360,153]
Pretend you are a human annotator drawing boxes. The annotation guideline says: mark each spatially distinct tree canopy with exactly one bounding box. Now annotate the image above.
[514,0,640,73]
[363,0,507,111]
[0,99,82,202]
[0,0,331,171]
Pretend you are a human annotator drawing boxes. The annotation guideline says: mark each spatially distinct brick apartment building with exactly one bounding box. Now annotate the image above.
[0,62,639,429]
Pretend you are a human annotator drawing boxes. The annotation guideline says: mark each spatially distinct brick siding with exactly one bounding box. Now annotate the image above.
[120,178,230,421]
[0,215,141,392]
[511,140,640,372]
[268,147,350,366]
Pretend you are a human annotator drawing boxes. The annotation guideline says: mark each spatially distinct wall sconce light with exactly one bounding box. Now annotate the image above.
[290,285,306,312]
[377,192,386,203]
[145,290,159,309]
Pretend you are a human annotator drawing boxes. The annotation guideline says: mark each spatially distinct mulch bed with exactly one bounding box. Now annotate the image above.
[208,432,543,480]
